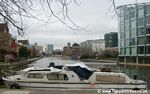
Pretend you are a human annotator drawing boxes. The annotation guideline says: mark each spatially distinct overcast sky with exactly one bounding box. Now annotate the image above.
[14,0,150,49]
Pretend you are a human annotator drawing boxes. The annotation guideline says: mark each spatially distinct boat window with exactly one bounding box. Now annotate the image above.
[46,74,68,80]
[17,78,21,80]
[27,73,43,79]
[96,75,125,83]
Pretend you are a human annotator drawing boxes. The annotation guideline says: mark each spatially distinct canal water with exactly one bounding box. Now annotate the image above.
[28,57,150,89]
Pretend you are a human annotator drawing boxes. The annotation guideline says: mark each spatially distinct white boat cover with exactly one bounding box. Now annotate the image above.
[64,62,92,70]
[22,67,61,72]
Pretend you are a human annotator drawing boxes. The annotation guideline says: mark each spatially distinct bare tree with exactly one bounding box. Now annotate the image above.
[107,0,118,16]
[0,0,85,36]
[112,0,118,16]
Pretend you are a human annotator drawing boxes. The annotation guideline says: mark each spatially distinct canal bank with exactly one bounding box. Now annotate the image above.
[80,59,117,63]
[80,58,150,67]
[0,57,42,70]
[118,62,150,67]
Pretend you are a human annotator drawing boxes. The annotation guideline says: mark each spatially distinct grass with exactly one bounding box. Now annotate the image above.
[0,62,5,64]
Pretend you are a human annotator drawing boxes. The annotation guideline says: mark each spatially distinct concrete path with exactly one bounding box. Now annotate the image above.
[1,90,29,94]
[0,89,148,94]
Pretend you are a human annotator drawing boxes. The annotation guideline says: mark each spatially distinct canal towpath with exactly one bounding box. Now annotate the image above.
[0,57,42,70]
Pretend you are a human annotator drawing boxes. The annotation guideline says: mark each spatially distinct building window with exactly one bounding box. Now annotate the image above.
[146,5,150,15]
[120,32,124,39]
[125,39,130,46]
[119,8,124,17]
[130,11,135,19]
[138,37,145,45]
[138,17,144,26]
[120,40,124,47]
[130,47,136,55]
[125,22,130,31]
[146,26,150,34]
[131,19,136,29]
[130,38,135,45]
[138,27,145,35]
[125,47,130,55]
[120,48,124,55]
[138,46,144,54]
[27,73,43,79]
[124,12,129,21]
[138,7,144,17]
[125,31,130,39]
[120,16,124,24]
[120,24,124,32]
[131,29,136,37]
[146,36,150,44]
[146,46,150,54]
[146,16,150,25]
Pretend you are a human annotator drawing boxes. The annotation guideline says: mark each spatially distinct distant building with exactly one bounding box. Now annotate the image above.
[36,46,43,53]
[104,32,118,48]
[63,43,80,57]
[53,49,63,55]
[10,39,17,53]
[63,46,72,56]
[80,39,105,55]
[72,43,80,58]
[34,43,43,53]
[0,23,12,51]
[67,42,71,47]
[80,40,93,56]
[92,39,105,53]
[47,44,54,54]
[18,40,29,46]
[63,42,72,56]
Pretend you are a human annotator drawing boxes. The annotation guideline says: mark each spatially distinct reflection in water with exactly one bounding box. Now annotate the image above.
[28,57,150,88]
[119,64,150,89]
[28,57,118,70]
[28,57,77,67]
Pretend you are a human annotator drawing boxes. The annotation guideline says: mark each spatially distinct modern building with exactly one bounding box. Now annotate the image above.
[92,39,105,53]
[80,39,105,55]
[80,40,93,56]
[104,32,118,48]
[117,2,150,64]
[47,44,54,54]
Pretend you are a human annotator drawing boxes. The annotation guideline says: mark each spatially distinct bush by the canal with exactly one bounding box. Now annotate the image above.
[96,50,118,60]
[19,47,30,58]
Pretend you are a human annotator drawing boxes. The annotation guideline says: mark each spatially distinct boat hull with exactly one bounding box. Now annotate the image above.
[4,81,147,90]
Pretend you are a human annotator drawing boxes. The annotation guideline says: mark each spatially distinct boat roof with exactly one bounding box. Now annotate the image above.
[22,62,92,73]
[22,67,62,72]
[64,62,92,70]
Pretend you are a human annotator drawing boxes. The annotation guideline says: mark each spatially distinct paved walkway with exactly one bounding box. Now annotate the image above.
[0,89,148,94]
[1,90,29,94]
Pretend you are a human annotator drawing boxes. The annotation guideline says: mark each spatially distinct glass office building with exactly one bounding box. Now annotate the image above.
[117,3,150,64]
